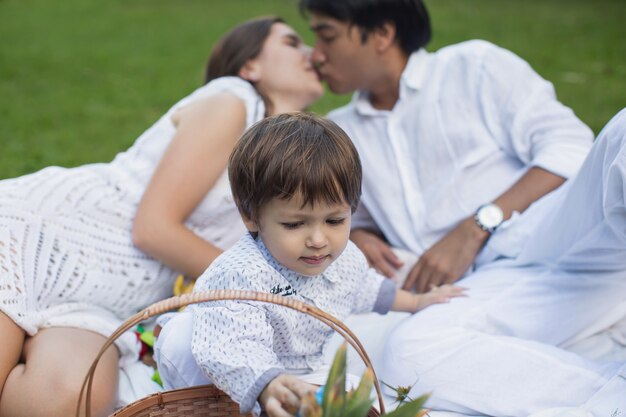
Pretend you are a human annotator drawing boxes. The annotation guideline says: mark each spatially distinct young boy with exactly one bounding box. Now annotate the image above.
[187,112,464,417]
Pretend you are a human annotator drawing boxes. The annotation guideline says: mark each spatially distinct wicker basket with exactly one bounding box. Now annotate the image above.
[77,290,386,417]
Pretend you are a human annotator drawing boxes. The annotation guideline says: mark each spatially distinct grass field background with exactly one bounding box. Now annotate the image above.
[1,0,624,178]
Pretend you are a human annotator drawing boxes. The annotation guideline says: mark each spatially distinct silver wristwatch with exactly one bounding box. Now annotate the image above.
[474,203,504,233]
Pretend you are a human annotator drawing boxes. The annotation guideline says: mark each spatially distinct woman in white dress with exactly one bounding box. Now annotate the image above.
[0,16,323,417]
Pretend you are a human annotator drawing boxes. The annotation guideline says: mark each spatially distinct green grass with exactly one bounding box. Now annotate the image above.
[1,0,624,178]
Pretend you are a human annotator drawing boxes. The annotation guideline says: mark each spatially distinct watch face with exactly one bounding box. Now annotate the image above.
[478,204,504,229]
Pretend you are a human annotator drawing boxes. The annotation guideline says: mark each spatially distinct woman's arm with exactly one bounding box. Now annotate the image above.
[132,92,247,278]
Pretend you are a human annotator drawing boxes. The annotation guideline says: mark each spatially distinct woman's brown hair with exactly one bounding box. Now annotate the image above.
[205,16,283,84]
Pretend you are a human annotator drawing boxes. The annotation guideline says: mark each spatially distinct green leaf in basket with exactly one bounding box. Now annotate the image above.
[382,394,429,417]
[322,343,347,417]
[344,367,374,417]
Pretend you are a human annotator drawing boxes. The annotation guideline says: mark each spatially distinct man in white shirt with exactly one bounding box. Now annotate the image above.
[300,0,626,416]
[301,0,593,292]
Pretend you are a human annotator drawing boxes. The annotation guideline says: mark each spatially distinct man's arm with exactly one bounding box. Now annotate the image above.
[350,229,404,278]
[402,43,594,293]
[403,166,565,293]
[350,203,404,278]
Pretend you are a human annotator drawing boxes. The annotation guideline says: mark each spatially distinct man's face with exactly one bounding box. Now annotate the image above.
[309,13,377,94]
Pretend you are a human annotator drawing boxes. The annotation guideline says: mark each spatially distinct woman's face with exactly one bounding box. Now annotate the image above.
[245,23,324,111]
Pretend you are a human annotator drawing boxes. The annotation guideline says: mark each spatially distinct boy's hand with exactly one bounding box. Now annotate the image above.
[415,284,466,311]
[259,374,317,417]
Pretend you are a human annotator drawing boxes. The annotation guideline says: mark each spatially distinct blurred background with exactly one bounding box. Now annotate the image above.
[1,0,624,178]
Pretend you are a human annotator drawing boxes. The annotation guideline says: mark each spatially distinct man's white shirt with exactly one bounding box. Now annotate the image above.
[328,40,593,259]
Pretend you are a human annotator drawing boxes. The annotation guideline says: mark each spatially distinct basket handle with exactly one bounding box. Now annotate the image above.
[77,289,386,417]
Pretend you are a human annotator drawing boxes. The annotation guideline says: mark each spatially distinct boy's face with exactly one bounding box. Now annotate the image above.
[244,195,352,276]
[309,13,378,94]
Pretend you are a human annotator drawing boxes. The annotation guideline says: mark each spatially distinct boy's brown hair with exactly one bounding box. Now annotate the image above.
[229,112,362,223]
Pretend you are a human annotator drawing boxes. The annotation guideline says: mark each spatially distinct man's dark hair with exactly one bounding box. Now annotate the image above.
[229,112,362,224]
[299,0,431,55]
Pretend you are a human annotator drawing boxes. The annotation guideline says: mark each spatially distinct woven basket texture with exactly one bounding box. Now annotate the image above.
[113,385,242,417]
[78,290,385,417]
[112,384,381,417]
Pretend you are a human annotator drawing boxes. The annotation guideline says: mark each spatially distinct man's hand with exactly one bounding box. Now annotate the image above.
[350,229,404,278]
[259,374,317,417]
[403,217,489,293]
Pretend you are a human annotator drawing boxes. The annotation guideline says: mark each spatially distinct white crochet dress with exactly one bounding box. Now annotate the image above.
[0,77,264,362]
